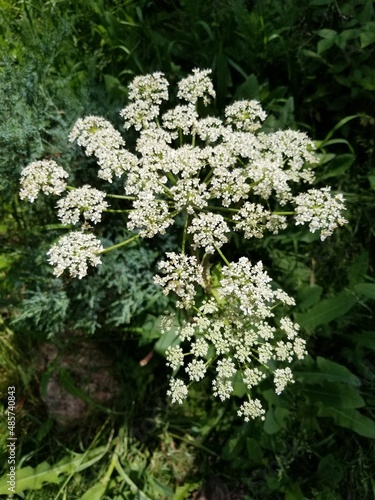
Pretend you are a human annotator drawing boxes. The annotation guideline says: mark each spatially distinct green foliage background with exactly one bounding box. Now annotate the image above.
[0,0,374,498]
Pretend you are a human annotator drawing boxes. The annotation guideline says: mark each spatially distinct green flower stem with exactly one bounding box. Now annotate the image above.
[181,211,189,254]
[106,193,137,200]
[203,167,214,184]
[101,234,140,254]
[203,205,239,213]
[272,211,294,215]
[166,171,177,185]
[104,209,129,213]
[215,245,230,266]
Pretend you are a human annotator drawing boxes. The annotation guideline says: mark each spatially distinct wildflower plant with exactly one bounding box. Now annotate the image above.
[19,69,348,421]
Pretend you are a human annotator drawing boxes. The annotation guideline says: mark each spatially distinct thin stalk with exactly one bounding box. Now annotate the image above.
[214,245,230,266]
[181,211,189,254]
[106,193,137,201]
[101,234,140,254]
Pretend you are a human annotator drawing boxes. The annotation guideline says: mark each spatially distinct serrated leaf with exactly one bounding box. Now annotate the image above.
[295,293,356,332]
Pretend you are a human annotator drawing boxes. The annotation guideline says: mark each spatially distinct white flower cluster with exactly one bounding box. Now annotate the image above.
[18,70,349,420]
[294,187,348,240]
[69,116,138,182]
[19,160,68,202]
[56,185,109,225]
[47,232,103,279]
[153,252,205,309]
[164,257,307,419]
[187,212,229,253]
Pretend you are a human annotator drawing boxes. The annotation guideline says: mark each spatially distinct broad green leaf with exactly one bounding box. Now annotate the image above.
[0,447,107,494]
[154,328,180,355]
[317,407,375,438]
[317,454,343,486]
[316,357,361,385]
[295,293,356,332]
[80,483,107,500]
[318,29,337,39]
[320,153,355,180]
[360,22,375,48]
[347,252,369,286]
[354,283,375,300]
[246,438,263,464]
[304,383,365,409]
[231,371,247,397]
[347,333,375,350]
[297,285,323,311]
[264,407,289,435]
[295,357,361,386]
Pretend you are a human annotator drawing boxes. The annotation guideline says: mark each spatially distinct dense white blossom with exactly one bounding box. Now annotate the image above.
[274,367,295,395]
[294,187,348,240]
[69,116,137,182]
[20,160,68,202]
[167,378,188,404]
[166,345,184,370]
[233,203,287,239]
[127,193,173,237]
[171,177,210,214]
[56,185,109,225]
[162,105,198,136]
[225,100,267,132]
[177,68,215,105]
[186,359,207,381]
[47,231,103,279]
[212,377,233,401]
[154,252,204,309]
[19,69,350,422]
[243,367,267,389]
[237,399,266,421]
[127,72,169,104]
[187,212,229,253]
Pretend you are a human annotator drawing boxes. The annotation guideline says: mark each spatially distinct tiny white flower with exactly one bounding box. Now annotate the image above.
[47,231,103,279]
[167,378,188,404]
[274,367,295,395]
[237,399,265,421]
[188,212,229,254]
[166,345,184,370]
[56,185,109,225]
[20,160,68,202]
[294,187,348,240]
[186,359,207,382]
[225,100,267,132]
[177,68,215,105]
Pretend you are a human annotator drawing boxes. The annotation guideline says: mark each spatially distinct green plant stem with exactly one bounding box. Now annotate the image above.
[101,234,140,254]
[215,245,230,266]
[114,459,152,500]
[106,193,137,200]
[104,209,129,213]
[181,210,189,254]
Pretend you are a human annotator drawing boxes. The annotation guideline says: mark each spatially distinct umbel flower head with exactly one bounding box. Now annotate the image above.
[19,68,349,420]
[20,160,68,202]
